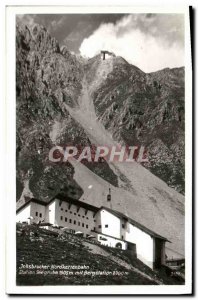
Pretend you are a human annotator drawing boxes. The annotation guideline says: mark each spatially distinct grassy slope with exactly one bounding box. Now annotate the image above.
[16,224,183,286]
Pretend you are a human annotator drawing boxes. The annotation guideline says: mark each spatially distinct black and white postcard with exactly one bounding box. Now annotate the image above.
[5,5,192,295]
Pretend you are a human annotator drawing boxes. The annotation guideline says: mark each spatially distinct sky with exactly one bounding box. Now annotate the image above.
[16,14,184,73]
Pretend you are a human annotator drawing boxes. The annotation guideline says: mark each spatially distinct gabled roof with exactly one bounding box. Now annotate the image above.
[166,258,185,263]
[17,194,99,214]
[51,194,99,213]
[99,206,170,242]
[16,198,46,214]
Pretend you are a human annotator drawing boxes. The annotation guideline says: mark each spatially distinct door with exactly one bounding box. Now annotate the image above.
[155,239,163,268]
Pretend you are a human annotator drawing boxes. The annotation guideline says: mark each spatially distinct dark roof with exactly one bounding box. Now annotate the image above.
[38,222,52,226]
[100,206,169,242]
[166,258,185,263]
[16,198,46,214]
[51,194,99,213]
[17,194,99,214]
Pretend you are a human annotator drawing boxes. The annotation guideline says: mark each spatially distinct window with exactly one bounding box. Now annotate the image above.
[65,217,67,222]
[74,213,76,215]
[59,202,61,207]
[93,227,96,231]
[98,225,101,229]
[86,224,88,228]
[78,221,80,226]
[82,223,84,227]
[60,216,63,220]
[100,236,107,241]
[86,217,89,220]
[70,211,72,214]
[39,213,42,218]
[61,208,63,211]
[69,219,72,223]
[116,242,122,249]
[94,220,96,222]
[65,210,68,212]
[122,224,125,229]
[82,216,85,218]
[74,220,76,225]
[105,224,108,228]
[78,214,80,217]
[121,235,124,240]
[35,212,38,216]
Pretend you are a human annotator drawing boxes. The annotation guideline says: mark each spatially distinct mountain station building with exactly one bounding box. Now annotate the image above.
[16,192,169,269]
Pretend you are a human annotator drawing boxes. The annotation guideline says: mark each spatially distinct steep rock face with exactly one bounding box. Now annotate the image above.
[85,56,184,193]
[16,23,83,204]
[16,23,118,205]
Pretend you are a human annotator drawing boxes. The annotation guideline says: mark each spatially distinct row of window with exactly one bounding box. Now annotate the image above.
[98,225,125,229]
[59,202,93,215]
[99,223,125,229]
[98,224,108,228]
[60,208,90,219]
[35,212,42,217]
[99,234,124,241]
[60,216,89,228]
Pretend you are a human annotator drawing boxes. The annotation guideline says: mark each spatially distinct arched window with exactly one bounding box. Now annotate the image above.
[115,242,122,249]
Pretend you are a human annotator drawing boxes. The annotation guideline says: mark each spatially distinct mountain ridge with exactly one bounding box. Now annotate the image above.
[16,23,185,259]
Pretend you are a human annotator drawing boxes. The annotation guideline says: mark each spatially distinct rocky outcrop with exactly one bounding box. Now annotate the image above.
[86,55,184,194]
[16,23,119,203]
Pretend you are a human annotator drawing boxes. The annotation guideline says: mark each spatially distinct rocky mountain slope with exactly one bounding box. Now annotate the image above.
[16,23,185,259]
[16,23,118,207]
[86,55,185,193]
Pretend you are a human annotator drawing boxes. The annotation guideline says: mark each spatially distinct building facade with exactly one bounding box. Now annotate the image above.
[16,199,46,225]
[93,207,128,250]
[16,195,98,237]
[16,194,169,269]
[45,195,98,237]
[92,206,167,269]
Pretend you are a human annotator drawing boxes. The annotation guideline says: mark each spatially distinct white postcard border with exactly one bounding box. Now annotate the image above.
[5,4,192,295]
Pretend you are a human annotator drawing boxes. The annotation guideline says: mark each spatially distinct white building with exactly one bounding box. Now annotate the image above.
[16,193,169,269]
[45,195,98,237]
[16,195,98,237]
[16,198,46,225]
[93,207,168,269]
